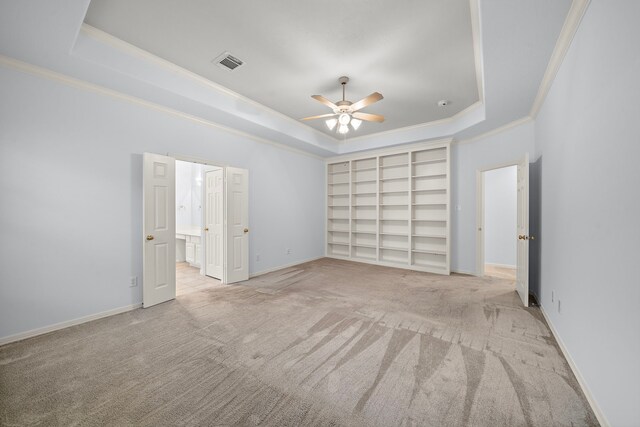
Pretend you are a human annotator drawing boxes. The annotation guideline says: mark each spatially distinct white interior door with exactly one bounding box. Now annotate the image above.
[516,154,530,307]
[143,153,176,307]
[205,169,224,279]
[225,167,249,283]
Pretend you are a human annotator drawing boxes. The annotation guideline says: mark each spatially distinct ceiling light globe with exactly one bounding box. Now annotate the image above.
[350,118,362,131]
[338,113,351,125]
[338,124,349,134]
[325,118,337,130]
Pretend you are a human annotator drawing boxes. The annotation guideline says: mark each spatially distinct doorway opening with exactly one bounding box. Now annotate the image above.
[143,152,249,308]
[175,160,223,296]
[481,165,517,281]
[476,155,530,307]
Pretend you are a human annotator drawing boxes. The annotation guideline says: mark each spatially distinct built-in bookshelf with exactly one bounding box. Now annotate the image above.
[326,141,450,274]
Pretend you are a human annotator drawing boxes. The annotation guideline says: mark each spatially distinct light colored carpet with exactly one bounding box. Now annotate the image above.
[0,258,597,426]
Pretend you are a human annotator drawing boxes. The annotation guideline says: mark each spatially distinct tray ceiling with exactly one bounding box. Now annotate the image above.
[84,0,480,138]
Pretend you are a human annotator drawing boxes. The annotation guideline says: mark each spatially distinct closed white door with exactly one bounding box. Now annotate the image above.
[225,167,249,283]
[516,154,530,307]
[143,153,176,308]
[205,169,224,279]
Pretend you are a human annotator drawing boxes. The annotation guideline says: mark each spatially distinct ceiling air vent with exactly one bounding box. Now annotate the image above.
[213,52,244,71]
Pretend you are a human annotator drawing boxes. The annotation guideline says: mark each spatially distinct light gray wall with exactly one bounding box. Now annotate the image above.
[484,166,517,267]
[451,121,535,274]
[534,0,640,424]
[0,66,325,340]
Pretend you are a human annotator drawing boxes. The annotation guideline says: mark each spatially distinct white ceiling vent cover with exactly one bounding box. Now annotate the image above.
[213,52,244,71]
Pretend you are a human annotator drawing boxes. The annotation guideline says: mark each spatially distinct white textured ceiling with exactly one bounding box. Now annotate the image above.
[84,0,480,138]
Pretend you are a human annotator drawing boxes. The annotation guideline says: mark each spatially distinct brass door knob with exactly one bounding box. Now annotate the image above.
[205,227,209,231]
[518,235,525,240]
[146,235,154,241]
[244,228,249,233]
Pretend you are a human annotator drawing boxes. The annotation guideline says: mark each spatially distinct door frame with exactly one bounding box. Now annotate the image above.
[169,153,230,284]
[475,158,522,277]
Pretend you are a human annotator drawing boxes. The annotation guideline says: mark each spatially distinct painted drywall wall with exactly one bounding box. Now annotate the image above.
[484,166,517,267]
[534,1,640,424]
[0,65,325,341]
[451,120,535,274]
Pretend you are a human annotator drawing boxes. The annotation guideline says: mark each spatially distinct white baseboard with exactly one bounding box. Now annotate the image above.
[485,263,516,270]
[249,256,325,278]
[539,306,609,427]
[0,303,142,347]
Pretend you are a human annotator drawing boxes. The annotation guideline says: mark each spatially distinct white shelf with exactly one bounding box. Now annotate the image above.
[412,159,446,165]
[380,246,408,252]
[327,144,450,275]
[352,243,377,249]
[380,177,409,182]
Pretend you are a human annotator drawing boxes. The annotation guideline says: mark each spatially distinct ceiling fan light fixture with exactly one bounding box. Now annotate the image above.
[326,118,338,130]
[338,113,351,125]
[350,118,362,130]
[338,124,349,134]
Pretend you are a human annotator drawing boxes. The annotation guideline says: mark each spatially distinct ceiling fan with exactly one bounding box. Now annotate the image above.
[301,76,384,134]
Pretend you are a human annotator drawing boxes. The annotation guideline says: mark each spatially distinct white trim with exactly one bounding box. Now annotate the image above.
[344,102,483,144]
[249,256,325,278]
[455,116,533,145]
[539,306,610,427]
[80,24,337,144]
[0,303,142,347]
[0,54,323,160]
[529,0,591,117]
[326,138,452,163]
[469,0,485,102]
[485,262,516,270]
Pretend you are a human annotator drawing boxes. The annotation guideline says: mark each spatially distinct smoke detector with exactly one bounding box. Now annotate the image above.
[437,100,450,107]
[213,52,244,71]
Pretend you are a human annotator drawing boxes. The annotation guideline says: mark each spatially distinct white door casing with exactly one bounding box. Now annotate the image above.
[516,154,530,307]
[225,167,249,283]
[205,169,224,279]
[143,153,176,308]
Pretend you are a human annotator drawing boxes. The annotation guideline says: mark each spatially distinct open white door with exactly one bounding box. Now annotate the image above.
[225,167,249,283]
[205,169,224,279]
[516,154,530,307]
[143,153,176,308]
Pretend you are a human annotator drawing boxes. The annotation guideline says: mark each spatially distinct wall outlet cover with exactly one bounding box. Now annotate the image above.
[129,276,138,287]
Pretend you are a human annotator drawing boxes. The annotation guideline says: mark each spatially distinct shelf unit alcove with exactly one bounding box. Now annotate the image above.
[326,139,451,275]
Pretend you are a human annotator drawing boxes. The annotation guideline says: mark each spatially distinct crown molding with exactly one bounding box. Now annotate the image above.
[0,54,324,160]
[530,0,591,117]
[80,24,339,145]
[454,116,533,145]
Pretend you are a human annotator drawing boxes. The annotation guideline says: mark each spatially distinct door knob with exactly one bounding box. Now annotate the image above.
[244,228,249,233]
[518,235,525,240]
[205,227,209,231]
[146,235,154,241]
[529,235,536,240]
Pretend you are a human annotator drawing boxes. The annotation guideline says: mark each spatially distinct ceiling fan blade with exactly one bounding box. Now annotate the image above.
[311,95,339,110]
[350,92,383,112]
[300,113,338,121]
[352,112,385,123]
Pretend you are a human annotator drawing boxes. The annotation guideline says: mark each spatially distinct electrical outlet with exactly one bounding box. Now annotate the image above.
[129,276,138,287]
[256,254,260,262]
[551,291,554,303]
[558,299,562,314]
[286,248,291,255]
